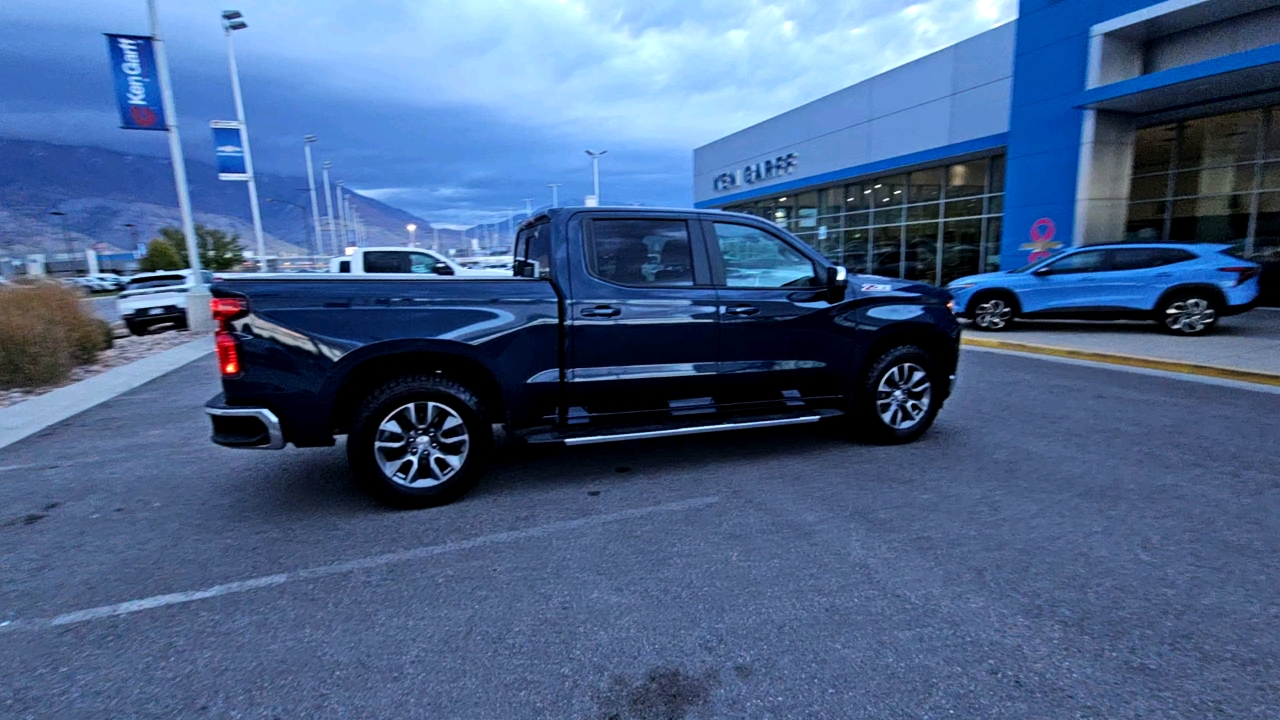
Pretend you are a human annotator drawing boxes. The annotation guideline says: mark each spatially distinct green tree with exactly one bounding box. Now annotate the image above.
[138,238,184,272]
[154,225,247,272]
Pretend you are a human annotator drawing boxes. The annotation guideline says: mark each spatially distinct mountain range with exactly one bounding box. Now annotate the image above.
[0,138,484,260]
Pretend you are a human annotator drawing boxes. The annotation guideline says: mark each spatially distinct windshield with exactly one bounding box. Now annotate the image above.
[125,275,187,290]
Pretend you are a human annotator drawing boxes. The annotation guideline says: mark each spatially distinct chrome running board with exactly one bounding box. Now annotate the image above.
[562,415,822,446]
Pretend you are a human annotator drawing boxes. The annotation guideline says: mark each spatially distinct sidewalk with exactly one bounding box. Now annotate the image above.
[961,308,1280,385]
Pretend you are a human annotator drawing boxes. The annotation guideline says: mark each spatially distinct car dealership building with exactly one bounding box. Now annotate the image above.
[693,0,1280,287]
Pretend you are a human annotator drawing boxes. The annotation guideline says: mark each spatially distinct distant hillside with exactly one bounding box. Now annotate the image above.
[0,138,457,258]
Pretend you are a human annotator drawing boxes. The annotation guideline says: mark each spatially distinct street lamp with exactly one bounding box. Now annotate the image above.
[49,211,71,258]
[303,135,324,258]
[547,183,561,208]
[221,9,266,271]
[406,223,417,247]
[585,150,607,205]
[321,161,337,255]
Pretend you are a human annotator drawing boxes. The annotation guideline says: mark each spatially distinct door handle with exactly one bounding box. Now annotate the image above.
[725,305,760,316]
[581,305,621,318]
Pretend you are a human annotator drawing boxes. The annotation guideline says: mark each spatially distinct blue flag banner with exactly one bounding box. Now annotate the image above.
[105,34,167,131]
[211,123,248,179]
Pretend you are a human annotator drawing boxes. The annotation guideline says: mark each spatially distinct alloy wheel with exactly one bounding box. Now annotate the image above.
[974,299,1012,329]
[374,401,470,487]
[1165,297,1215,334]
[875,363,932,430]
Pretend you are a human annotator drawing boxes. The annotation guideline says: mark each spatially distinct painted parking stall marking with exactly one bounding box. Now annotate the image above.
[0,496,720,632]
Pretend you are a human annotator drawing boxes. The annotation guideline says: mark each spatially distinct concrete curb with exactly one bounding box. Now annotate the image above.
[0,335,214,451]
[961,336,1280,388]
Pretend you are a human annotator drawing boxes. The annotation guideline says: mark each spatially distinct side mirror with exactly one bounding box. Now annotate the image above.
[826,265,847,302]
[1032,266,1052,277]
[432,262,455,276]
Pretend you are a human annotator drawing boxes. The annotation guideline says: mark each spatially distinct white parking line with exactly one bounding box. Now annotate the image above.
[965,345,1280,394]
[1,496,719,632]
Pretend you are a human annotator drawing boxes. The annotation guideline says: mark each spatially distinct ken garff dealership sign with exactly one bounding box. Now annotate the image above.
[105,34,166,131]
[714,153,798,192]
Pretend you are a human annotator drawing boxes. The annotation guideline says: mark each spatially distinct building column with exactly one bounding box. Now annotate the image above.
[1072,109,1136,246]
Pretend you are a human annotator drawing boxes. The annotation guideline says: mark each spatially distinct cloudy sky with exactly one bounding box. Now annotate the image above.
[0,0,1015,228]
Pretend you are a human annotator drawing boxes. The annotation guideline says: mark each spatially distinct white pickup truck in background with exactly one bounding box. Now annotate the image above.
[328,247,509,277]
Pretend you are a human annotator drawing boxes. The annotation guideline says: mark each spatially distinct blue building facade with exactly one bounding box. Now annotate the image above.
[693,0,1280,284]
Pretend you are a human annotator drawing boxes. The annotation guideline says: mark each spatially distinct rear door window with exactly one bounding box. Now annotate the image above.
[514,222,551,279]
[587,219,695,287]
[1045,250,1108,274]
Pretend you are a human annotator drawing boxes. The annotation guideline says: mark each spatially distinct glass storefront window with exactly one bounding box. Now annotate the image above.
[906,202,940,223]
[844,184,871,212]
[989,156,1006,194]
[904,223,939,284]
[794,191,819,231]
[873,175,906,208]
[713,154,1004,282]
[820,188,844,217]
[1126,104,1280,258]
[908,168,942,204]
[1178,111,1262,169]
[1133,124,1176,175]
[944,197,983,219]
[947,161,987,198]
[870,225,903,278]
[842,227,870,273]
[1129,174,1168,202]
[1173,165,1254,197]
[982,217,1001,273]
[941,219,982,285]
[1168,195,1251,244]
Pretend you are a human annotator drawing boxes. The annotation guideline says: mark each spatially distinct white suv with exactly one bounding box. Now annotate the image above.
[117,269,212,336]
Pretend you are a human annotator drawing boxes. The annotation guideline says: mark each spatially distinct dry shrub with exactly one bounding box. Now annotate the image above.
[0,283,113,389]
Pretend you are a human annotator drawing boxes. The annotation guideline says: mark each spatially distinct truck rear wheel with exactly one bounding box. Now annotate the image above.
[853,345,941,444]
[347,374,490,508]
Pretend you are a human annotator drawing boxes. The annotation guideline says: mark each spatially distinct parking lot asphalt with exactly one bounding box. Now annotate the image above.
[1,351,1277,718]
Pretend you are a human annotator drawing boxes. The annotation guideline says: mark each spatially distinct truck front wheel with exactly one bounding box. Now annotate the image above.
[854,345,941,444]
[347,374,490,508]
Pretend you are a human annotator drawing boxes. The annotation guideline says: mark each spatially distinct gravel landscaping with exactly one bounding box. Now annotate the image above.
[0,328,208,410]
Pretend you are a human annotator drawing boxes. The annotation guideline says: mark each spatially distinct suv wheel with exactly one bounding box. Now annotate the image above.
[855,345,940,444]
[970,294,1016,331]
[126,320,148,337]
[347,374,490,508]
[1159,292,1217,336]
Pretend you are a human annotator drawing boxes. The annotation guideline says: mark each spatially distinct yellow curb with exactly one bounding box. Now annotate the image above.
[961,336,1280,387]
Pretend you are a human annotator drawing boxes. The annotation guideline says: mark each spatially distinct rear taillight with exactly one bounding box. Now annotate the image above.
[215,332,240,376]
[1218,266,1260,286]
[211,298,248,377]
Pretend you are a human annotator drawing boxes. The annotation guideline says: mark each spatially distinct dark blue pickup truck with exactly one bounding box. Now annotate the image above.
[206,207,961,507]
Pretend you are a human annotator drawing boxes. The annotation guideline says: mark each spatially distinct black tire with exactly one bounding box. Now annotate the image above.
[853,345,941,444]
[347,374,490,508]
[126,321,148,337]
[1157,290,1219,336]
[968,291,1017,331]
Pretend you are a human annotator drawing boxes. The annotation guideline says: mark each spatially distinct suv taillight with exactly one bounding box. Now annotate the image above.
[1218,266,1260,286]
[210,298,248,377]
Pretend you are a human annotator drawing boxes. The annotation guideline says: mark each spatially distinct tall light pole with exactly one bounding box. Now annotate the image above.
[547,183,561,208]
[335,181,349,248]
[432,226,439,251]
[303,135,323,259]
[221,11,267,272]
[585,150,607,205]
[147,0,210,330]
[406,223,417,248]
[321,161,336,255]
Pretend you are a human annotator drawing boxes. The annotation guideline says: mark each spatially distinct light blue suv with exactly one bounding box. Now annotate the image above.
[947,244,1261,336]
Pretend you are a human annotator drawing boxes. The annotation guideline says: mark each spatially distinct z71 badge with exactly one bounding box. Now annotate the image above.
[860,283,893,292]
